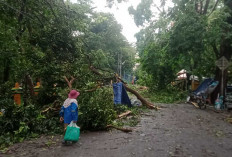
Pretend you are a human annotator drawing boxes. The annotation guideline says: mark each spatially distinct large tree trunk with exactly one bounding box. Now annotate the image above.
[3,59,10,83]
[212,0,232,103]
[26,74,35,97]
[203,0,211,14]
[124,85,158,110]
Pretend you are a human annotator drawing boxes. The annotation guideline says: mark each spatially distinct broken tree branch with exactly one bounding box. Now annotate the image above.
[42,107,57,113]
[124,85,158,110]
[208,0,220,17]
[88,64,158,110]
[118,111,132,119]
[203,0,210,14]
[89,66,102,76]
[116,75,158,110]
[64,76,75,90]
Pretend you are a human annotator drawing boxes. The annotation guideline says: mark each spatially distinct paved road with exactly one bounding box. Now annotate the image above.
[3,103,232,157]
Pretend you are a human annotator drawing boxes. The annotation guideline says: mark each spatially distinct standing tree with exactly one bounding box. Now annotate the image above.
[129,0,232,101]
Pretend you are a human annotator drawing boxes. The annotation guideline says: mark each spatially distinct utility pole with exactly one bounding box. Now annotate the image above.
[117,52,120,75]
[117,51,126,78]
[120,51,122,78]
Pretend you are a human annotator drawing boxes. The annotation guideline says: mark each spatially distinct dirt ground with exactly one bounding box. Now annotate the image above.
[1,103,232,157]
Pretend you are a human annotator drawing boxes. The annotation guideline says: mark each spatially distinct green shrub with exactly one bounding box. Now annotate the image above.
[142,85,188,103]
[0,98,62,149]
[78,87,116,130]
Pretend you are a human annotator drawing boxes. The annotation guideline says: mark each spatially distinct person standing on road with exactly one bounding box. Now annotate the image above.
[59,90,80,143]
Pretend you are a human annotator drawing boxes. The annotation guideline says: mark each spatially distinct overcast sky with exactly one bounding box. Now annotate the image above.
[70,0,173,44]
[90,0,141,44]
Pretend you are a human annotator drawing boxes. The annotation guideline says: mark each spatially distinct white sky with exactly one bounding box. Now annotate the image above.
[91,0,141,44]
[70,0,173,44]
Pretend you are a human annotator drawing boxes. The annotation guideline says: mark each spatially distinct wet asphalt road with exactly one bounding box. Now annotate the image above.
[2,103,232,157]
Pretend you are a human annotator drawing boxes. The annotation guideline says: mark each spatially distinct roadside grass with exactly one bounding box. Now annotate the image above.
[127,84,188,104]
[143,90,188,104]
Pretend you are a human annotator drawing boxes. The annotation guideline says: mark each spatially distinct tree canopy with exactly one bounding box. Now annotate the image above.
[0,0,136,96]
[130,0,232,92]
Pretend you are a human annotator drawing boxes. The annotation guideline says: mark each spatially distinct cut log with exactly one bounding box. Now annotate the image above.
[106,125,132,133]
[118,111,132,118]
[189,101,199,108]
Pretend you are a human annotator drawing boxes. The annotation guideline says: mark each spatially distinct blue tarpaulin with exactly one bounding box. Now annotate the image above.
[192,78,213,95]
[113,82,132,107]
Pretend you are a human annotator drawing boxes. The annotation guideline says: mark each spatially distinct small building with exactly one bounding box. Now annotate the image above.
[174,69,199,90]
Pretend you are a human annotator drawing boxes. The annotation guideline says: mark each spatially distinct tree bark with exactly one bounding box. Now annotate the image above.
[195,0,199,13]
[26,74,35,97]
[124,85,158,110]
[3,59,10,83]
[212,0,232,103]
[16,0,27,41]
[211,42,220,58]
[203,0,211,14]
[200,0,203,14]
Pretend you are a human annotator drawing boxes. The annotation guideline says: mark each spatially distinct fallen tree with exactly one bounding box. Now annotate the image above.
[62,54,159,110]
[124,85,158,110]
[86,61,159,109]
[115,76,159,110]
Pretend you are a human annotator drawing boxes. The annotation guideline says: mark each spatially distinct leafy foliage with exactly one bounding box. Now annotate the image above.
[128,0,153,26]
[78,87,116,130]
[0,99,62,149]
[142,86,188,104]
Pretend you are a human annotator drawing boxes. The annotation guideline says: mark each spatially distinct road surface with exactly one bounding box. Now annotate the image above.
[2,103,232,157]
